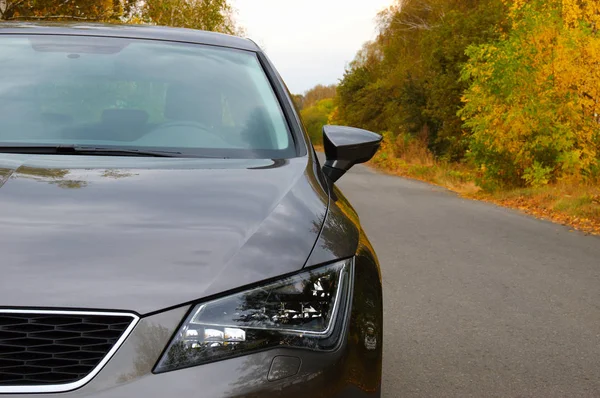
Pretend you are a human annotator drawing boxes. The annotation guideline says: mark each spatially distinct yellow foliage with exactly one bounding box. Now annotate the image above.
[562,0,600,28]
[461,0,600,187]
[505,0,600,30]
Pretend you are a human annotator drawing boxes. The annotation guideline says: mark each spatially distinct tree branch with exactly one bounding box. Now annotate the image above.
[0,0,27,19]
[7,15,101,20]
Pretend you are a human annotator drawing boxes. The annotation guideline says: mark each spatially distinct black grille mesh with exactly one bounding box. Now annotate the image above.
[0,313,133,386]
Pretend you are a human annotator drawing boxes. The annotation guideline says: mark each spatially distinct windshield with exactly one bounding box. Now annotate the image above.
[0,35,295,158]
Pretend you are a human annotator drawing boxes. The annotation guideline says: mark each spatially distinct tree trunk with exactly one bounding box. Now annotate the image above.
[0,0,8,19]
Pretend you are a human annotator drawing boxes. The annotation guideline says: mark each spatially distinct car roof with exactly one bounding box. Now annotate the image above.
[0,22,261,52]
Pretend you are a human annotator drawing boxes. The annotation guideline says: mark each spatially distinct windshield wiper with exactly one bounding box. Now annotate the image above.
[0,145,181,158]
[69,146,182,157]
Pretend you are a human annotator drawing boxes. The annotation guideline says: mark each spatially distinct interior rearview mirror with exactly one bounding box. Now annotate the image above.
[322,125,382,182]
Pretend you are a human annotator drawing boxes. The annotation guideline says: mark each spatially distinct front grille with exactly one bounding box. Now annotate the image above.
[0,311,136,389]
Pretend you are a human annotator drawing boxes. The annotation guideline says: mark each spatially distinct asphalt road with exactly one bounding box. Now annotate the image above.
[336,162,600,398]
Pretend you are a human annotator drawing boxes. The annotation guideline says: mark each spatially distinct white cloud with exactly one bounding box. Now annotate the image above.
[231,0,394,94]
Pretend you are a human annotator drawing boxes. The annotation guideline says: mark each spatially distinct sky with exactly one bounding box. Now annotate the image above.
[231,0,394,94]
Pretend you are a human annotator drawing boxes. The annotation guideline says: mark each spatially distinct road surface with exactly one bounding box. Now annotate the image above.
[336,162,600,398]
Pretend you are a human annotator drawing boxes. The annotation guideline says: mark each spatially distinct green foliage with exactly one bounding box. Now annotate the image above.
[335,48,397,134]
[334,0,506,160]
[523,162,554,188]
[419,1,506,159]
[142,0,239,34]
[0,0,242,35]
[300,84,337,109]
[0,0,122,20]
[336,0,599,190]
[459,0,600,188]
[295,84,337,145]
[300,98,335,146]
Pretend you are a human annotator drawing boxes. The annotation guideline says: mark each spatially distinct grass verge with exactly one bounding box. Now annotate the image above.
[472,185,600,235]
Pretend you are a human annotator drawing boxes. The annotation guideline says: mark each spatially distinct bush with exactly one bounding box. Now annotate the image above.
[459,0,600,188]
[300,98,335,146]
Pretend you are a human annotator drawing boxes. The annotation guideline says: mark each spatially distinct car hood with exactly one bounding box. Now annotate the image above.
[0,154,329,314]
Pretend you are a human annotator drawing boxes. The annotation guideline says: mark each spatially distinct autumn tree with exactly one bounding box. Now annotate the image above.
[294,84,337,145]
[291,94,305,111]
[0,0,242,35]
[141,0,240,34]
[0,1,22,19]
[0,0,126,20]
[301,98,335,145]
[302,84,337,109]
[334,0,506,160]
[460,0,600,188]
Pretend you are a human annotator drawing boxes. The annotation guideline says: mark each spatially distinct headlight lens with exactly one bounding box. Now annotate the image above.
[154,259,351,372]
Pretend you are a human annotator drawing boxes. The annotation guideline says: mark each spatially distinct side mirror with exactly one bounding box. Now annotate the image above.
[322,125,382,182]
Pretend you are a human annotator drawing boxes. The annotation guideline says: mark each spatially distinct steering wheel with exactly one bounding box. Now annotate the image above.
[152,120,213,134]
[139,119,228,148]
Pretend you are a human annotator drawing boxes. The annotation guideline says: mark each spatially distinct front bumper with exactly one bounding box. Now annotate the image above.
[2,253,383,398]
[1,305,379,398]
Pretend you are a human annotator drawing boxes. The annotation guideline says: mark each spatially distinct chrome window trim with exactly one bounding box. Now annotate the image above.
[0,309,139,394]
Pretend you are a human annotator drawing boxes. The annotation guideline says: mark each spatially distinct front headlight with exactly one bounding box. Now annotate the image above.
[154,259,352,373]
